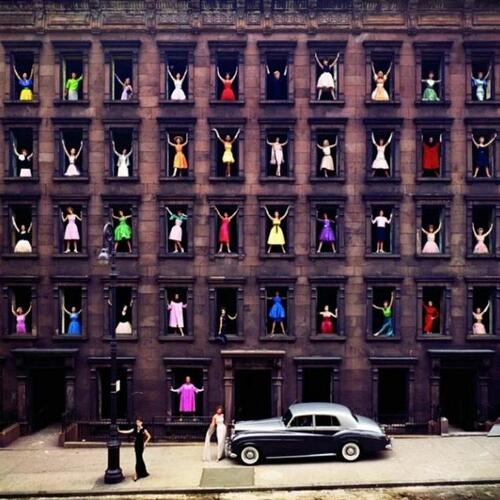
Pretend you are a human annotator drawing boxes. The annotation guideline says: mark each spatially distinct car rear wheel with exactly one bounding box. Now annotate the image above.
[340,442,361,462]
[239,445,261,465]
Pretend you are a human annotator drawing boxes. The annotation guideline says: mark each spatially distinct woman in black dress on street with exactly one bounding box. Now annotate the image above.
[118,417,151,481]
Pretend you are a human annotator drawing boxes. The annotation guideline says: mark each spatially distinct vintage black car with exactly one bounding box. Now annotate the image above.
[229,402,392,465]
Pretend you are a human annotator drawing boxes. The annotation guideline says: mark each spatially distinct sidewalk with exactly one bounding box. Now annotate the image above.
[0,432,499,497]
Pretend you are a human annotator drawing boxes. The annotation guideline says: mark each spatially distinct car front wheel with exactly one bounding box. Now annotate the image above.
[340,442,361,462]
[239,445,261,465]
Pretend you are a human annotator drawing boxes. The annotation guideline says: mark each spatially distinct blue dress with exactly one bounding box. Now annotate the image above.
[269,296,285,320]
[67,312,81,335]
[319,219,335,242]
[475,147,489,168]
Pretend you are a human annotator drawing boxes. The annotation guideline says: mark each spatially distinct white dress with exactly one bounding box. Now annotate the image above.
[14,231,32,253]
[17,154,32,177]
[473,312,487,334]
[422,232,440,253]
[371,145,390,170]
[169,219,184,242]
[473,234,489,254]
[317,70,335,89]
[319,146,334,172]
[64,155,80,176]
[171,80,186,100]
[116,153,130,177]
[270,144,284,166]
[203,414,227,461]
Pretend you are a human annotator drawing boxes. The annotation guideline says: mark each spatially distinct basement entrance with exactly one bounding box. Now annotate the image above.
[440,368,477,431]
[377,368,409,424]
[30,368,66,431]
[234,369,272,421]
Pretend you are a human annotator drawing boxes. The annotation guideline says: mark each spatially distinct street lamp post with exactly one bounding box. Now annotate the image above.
[99,222,124,484]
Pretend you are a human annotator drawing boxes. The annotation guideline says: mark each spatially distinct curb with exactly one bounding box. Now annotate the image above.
[1,479,499,498]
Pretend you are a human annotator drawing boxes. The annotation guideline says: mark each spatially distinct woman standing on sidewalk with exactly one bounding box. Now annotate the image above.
[118,417,151,481]
[203,406,227,462]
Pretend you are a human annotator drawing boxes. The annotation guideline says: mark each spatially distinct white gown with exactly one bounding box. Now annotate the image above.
[371,145,390,170]
[319,146,334,172]
[171,80,186,100]
[422,232,440,253]
[317,70,335,89]
[64,155,80,176]
[203,414,227,461]
[116,154,130,177]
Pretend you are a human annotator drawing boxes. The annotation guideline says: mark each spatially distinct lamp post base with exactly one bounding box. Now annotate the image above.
[104,438,124,484]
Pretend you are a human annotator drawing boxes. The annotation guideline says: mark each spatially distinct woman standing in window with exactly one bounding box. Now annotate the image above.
[63,306,82,336]
[167,293,187,336]
[12,142,33,177]
[472,223,493,254]
[421,223,442,254]
[62,139,83,177]
[319,305,337,334]
[472,302,491,335]
[217,66,238,101]
[423,300,439,334]
[265,205,290,254]
[267,290,287,335]
[113,297,134,335]
[213,206,238,254]
[167,134,188,177]
[371,209,392,254]
[315,52,339,100]
[372,292,394,337]
[203,406,227,462]
[168,67,187,101]
[112,210,132,253]
[170,376,203,417]
[472,133,496,178]
[371,132,393,177]
[216,307,237,345]
[316,211,336,253]
[266,64,288,100]
[212,128,241,177]
[65,72,83,101]
[166,207,188,253]
[317,138,338,177]
[115,74,133,100]
[267,136,288,177]
[13,64,34,101]
[11,303,32,334]
[422,134,441,176]
[472,67,491,102]
[12,217,32,253]
[61,206,81,254]
[118,417,151,481]
[421,71,440,102]
[112,141,133,177]
[371,62,391,101]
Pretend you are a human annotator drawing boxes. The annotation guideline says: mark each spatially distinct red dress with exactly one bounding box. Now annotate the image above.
[422,143,440,171]
[423,305,439,334]
[220,80,236,101]
[320,315,334,334]
[219,216,231,244]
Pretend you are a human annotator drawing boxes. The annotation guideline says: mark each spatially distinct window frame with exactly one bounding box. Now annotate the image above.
[157,41,196,105]
[293,357,342,404]
[465,196,499,259]
[52,118,91,182]
[309,277,347,341]
[2,277,39,338]
[208,277,246,342]
[52,278,89,340]
[307,41,347,106]
[414,195,453,259]
[258,40,297,105]
[158,277,195,342]
[2,117,40,182]
[465,118,499,183]
[52,40,91,105]
[413,41,452,106]
[415,278,453,340]
[465,279,500,340]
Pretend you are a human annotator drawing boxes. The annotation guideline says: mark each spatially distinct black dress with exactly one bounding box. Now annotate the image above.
[269,75,287,100]
[216,315,228,345]
[133,426,149,479]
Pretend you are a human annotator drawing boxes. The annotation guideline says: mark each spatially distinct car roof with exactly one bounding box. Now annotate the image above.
[288,402,353,417]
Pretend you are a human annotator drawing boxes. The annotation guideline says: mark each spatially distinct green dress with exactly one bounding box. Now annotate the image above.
[114,216,132,241]
[422,79,439,101]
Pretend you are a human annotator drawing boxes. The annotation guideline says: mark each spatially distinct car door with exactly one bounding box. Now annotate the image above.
[312,414,343,454]
[285,414,325,456]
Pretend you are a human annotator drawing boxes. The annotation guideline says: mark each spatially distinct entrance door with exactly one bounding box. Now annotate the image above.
[302,368,333,402]
[377,368,408,424]
[234,369,272,420]
[30,368,66,431]
[440,368,477,431]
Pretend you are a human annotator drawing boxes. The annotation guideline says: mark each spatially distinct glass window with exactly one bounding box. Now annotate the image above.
[290,415,313,427]
[315,415,341,427]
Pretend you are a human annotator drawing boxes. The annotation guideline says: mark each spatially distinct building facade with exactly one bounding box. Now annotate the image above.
[0,0,499,438]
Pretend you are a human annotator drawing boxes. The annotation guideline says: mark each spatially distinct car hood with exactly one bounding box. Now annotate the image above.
[355,415,384,434]
[234,417,285,433]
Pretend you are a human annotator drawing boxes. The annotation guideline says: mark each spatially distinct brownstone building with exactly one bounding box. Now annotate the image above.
[0,0,499,439]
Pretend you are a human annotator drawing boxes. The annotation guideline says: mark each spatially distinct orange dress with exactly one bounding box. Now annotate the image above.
[173,144,188,169]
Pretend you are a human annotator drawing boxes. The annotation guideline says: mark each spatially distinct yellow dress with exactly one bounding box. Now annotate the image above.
[20,88,33,100]
[371,76,389,101]
[222,142,235,164]
[267,218,285,246]
[173,144,188,169]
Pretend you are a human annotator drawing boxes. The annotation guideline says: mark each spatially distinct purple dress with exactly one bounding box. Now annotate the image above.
[16,314,27,333]
[319,219,335,242]
[173,383,202,412]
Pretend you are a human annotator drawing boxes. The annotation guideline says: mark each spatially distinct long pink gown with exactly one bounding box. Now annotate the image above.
[168,300,185,328]
[172,383,202,412]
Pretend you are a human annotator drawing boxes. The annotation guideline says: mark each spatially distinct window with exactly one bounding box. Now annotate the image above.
[101,41,141,103]
[416,281,452,339]
[158,118,196,181]
[315,415,341,427]
[414,42,452,105]
[102,197,140,258]
[4,284,37,337]
[364,119,403,182]
[310,278,347,340]
[364,196,401,257]
[258,41,296,103]
[414,118,453,182]
[364,41,402,105]
[208,278,245,343]
[289,415,313,427]
[157,42,196,104]
[308,41,347,104]
[465,119,499,182]
[2,41,41,103]
[415,196,452,258]
[309,199,345,258]
[3,198,38,257]
[466,281,498,339]
[52,41,90,104]
[466,197,498,259]
[259,119,295,180]
[52,199,88,257]
[52,119,90,180]
[103,121,140,180]
[53,285,87,338]
[159,278,194,340]
[294,359,341,404]
[258,279,295,340]
[2,119,40,181]
[309,118,347,182]
[159,198,194,258]
[209,41,246,104]
[207,197,245,259]
[95,367,130,420]
[365,278,403,341]
[104,284,138,339]
[208,118,246,181]
[464,42,499,104]
[258,197,295,258]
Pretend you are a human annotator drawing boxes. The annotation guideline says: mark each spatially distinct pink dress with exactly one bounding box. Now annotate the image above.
[173,383,202,412]
[168,300,185,328]
[64,214,80,240]
[219,217,230,244]
[16,314,27,333]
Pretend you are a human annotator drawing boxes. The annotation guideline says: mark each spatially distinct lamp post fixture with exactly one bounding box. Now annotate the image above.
[99,222,124,484]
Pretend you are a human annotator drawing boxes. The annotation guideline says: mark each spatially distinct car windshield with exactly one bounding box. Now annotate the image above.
[282,409,293,425]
